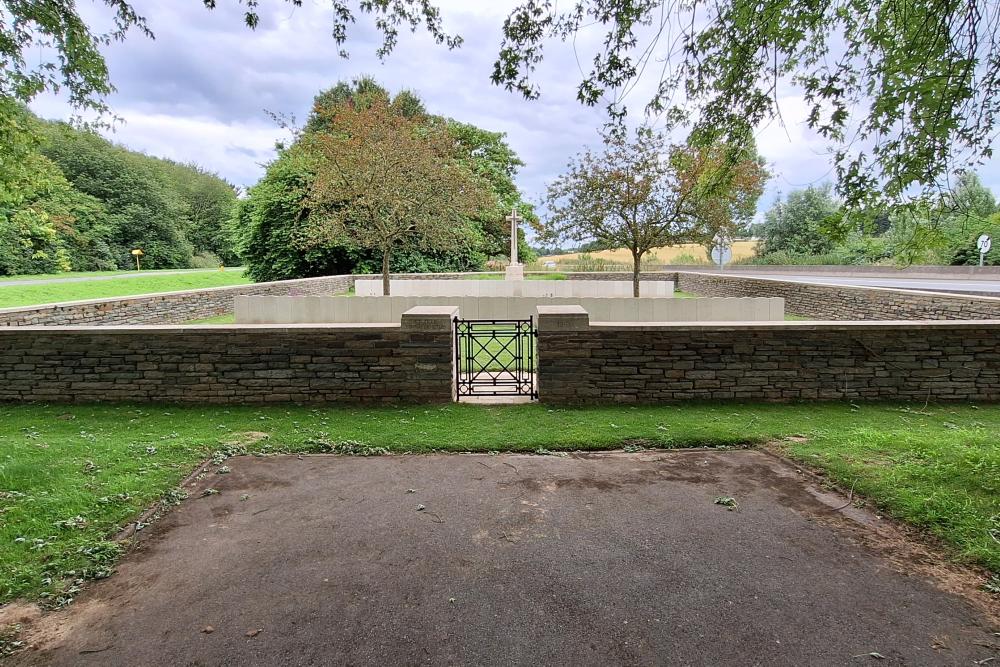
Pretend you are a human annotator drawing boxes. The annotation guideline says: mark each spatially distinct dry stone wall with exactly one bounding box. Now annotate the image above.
[0,308,455,405]
[675,272,1000,320]
[537,314,1000,404]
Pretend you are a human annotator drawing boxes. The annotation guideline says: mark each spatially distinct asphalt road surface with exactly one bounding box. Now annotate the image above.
[11,451,997,666]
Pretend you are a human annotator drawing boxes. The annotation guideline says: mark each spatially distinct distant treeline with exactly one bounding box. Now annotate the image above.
[0,107,237,276]
[744,177,1000,266]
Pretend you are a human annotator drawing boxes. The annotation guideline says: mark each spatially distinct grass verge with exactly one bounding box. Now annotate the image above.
[0,401,997,605]
[0,270,251,309]
[0,268,239,283]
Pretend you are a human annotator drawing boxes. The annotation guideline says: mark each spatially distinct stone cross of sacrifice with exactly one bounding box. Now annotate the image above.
[507,207,522,265]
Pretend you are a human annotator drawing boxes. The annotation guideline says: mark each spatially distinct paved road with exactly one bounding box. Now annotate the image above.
[736,272,1000,295]
[13,451,997,666]
[0,268,241,287]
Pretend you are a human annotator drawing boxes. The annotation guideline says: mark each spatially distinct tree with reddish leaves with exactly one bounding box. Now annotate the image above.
[302,97,490,295]
[543,128,766,296]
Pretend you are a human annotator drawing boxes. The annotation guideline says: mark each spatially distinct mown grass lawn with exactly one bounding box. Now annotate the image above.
[0,401,997,606]
[0,268,236,283]
[0,270,251,309]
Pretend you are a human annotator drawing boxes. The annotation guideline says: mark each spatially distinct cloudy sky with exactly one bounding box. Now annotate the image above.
[29,0,1000,227]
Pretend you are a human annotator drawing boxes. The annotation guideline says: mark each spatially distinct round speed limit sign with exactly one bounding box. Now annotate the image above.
[977,234,992,254]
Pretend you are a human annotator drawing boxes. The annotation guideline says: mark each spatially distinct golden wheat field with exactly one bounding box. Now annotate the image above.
[540,240,759,265]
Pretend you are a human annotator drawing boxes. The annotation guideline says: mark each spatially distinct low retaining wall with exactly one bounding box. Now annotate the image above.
[675,272,1000,320]
[355,278,674,297]
[537,306,1000,403]
[236,295,783,323]
[0,274,354,327]
[0,306,456,405]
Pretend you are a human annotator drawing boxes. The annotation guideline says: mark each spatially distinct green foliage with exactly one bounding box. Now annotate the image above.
[492,0,1000,210]
[735,251,845,266]
[38,121,236,271]
[0,150,111,275]
[232,147,354,283]
[747,174,1000,266]
[544,129,763,294]
[303,94,491,293]
[757,185,842,256]
[940,173,1000,265]
[447,120,537,263]
[7,0,1000,219]
[671,252,709,265]
[153,159,239,265]
[236,79,535,282]
[861,174,1000,266]
[0,106,236,276]
[0,1,459,200]
[554,252,663,272]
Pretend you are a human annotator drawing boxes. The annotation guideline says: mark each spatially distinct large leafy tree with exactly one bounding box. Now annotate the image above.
[232,146,361,282]
[38,120,237,269]
[302,96,490,294]
[543,128,762,296]
[678,139,769,250]
[448,120,537,264]
[0,151,112,275]
[491,0,1000,211]
[235,79,535,282]
[0,105,237,275]
[0,1,460,192]
[155,159,239,264]
[757,185,842,256]
[886,171,1000,265]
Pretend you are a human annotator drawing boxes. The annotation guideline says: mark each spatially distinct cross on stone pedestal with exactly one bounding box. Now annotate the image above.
[505,207,524,281]
[507,207,522,266]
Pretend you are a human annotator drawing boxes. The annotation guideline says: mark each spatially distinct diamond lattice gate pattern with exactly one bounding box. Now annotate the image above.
[454,318,538,401]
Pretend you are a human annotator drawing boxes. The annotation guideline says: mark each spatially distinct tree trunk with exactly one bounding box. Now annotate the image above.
[382,248,391,296]
[631,250,641,298]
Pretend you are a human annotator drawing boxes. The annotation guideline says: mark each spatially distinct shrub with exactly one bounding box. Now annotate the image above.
[734,250,846,265]
[190,251,222,268]
[669,252,708,265]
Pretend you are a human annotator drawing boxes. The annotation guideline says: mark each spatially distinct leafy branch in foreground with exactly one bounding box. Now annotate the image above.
[492,0,1000,209]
